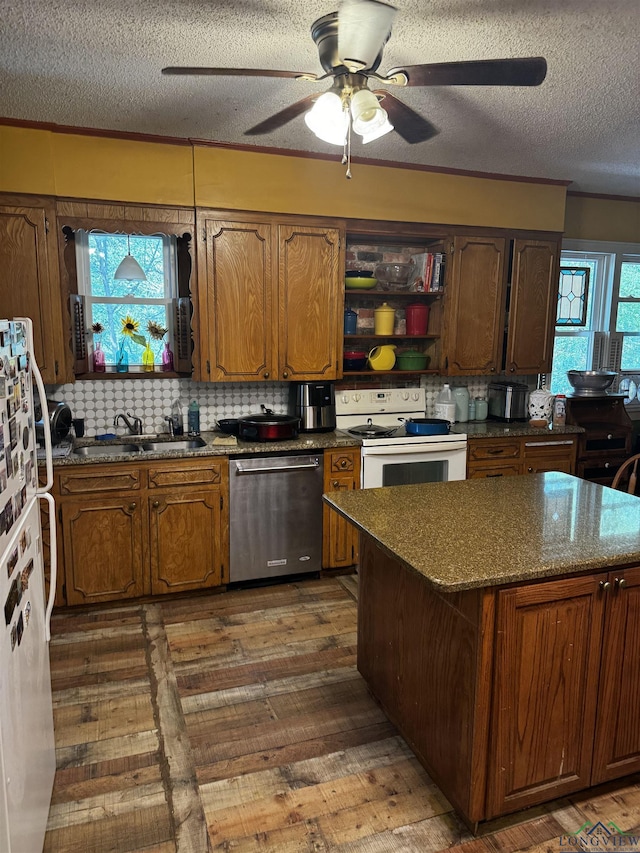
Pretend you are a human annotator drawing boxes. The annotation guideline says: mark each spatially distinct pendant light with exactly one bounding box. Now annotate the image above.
[114,235,147,281]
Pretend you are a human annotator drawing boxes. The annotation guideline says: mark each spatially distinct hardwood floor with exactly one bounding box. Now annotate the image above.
[44,575,640,852]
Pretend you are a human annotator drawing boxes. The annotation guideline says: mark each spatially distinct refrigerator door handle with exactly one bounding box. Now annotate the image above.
[29,339,54,494]
[39,492,57,642]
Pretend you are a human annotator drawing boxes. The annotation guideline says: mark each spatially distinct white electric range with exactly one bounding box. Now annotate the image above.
[335,388,467,489]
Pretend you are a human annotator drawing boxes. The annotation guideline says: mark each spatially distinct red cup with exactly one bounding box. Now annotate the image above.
[405,303,429,336]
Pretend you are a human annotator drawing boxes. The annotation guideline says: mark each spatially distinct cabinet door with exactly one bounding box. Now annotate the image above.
[322,449,360,569]
[506,239,560,375]
[592,567,640,783]
[61,496,147,605]
[200,216,276,381]
[443,236,506,375]
[149,489,223,594]
[487,575,606,818]
[277,224,343,380]
[0,200,66,382]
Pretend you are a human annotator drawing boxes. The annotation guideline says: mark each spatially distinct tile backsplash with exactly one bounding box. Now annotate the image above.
[46,375,536,438]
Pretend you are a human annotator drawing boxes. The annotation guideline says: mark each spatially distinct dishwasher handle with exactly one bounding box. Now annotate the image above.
[234,458,321,475]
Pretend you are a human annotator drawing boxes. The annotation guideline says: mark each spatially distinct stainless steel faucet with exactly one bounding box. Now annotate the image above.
[163,416,175,436]
[114,412,144,435]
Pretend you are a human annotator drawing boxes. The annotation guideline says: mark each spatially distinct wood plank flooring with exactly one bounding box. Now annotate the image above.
[44,576,640,852]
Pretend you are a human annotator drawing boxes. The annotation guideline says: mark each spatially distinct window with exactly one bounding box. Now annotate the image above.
[75,230,178,368]
[550,240,640,408]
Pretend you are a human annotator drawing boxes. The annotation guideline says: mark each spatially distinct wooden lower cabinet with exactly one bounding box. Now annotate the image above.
[322,448,360,569]
[467,434,577,478]
[358,535,640,826]
[55,457,229,605]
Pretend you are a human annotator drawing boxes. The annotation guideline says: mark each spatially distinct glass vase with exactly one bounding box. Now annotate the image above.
[116,338,130,373]
[142,341,155,372]
[161,341,174,372]
[92,339,106,373]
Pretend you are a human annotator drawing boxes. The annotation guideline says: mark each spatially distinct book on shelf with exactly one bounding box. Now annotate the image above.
[411,251,445,292]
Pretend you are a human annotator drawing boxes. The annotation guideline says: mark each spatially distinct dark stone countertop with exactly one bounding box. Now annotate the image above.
[324,472,640,592]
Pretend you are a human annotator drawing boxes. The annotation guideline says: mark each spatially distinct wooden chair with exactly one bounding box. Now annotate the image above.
[611,453,640,494]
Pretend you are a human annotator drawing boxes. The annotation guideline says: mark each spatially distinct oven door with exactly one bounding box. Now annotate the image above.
[361,441,467,489]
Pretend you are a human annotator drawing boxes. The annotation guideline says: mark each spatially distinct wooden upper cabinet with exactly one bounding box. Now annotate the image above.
[505,238,560,375]
[277,224,342,380]
[197,211,344,381]
[199,216,275,381]
[443,236,507,375]
[0,197,68,382]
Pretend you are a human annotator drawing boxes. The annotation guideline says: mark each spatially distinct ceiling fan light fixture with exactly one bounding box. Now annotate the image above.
[304,91,349,145]
[114,235,147,281]
[360,116,394,143]
[350,88,388,136]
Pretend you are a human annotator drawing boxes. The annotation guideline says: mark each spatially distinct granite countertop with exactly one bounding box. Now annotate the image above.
[50,429,362,466]
[324,472,640,592]
[451,421,584,438]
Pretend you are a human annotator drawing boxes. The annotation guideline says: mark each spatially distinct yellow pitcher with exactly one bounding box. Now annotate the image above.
[368,344,396,371]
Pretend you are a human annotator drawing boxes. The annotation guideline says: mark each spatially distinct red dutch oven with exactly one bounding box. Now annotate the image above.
[238,406,300,441]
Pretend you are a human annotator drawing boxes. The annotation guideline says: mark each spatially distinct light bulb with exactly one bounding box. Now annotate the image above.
[305,92,349,146]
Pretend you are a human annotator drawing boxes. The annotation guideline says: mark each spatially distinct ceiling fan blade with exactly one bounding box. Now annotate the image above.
[244,94,320,136]
[374,91,438,144]
[338,0,397,72]
[387,57,547,87]
[162,67,317,80]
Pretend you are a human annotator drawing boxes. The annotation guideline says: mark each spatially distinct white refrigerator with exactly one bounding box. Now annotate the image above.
[0,319,56,852]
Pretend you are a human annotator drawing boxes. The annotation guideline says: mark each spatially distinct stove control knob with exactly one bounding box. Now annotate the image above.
[341,394,349,403]
[411,392,420,401]
[401,391,410,401]
[354,393,361,402]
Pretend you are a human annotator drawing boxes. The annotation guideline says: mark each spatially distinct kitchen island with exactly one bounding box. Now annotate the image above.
[324,473,640,829]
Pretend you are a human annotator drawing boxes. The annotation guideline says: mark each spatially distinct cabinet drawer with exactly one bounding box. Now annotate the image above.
[468,440,520,462]
[522,438,576,457]
[57,465,141,495]
[327,449,359,475]
[467,463,521,479]
[147,458,226,489]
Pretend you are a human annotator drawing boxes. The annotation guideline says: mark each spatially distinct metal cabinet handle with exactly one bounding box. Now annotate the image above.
[607,434,613,440]
[128,502,136,511]
[599,580,611,592]
[527,466,533,472]
[282,370,289,379]
[340,459,348,468]
[615,577,627,590]
[487,448,505,455]
[486,473,503,477]
[332,480,339,488]
[263,371,270,379]
[152,500,160,508]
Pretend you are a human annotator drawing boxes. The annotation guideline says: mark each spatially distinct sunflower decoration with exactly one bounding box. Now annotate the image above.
[120,315,146,347]
[147,321,168,341]
[91,322,105,336]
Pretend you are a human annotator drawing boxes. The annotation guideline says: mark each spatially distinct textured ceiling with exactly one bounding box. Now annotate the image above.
[1,0,639,197]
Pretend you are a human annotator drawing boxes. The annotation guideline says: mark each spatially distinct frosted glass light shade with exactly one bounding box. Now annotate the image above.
[305,92,349,146]
[351,88,388,136]
[361,116,394,143]
[114,254,146,281]
[338,0,397,72]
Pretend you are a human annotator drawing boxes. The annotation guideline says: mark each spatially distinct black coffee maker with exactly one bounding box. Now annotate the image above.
[288,382,336,433]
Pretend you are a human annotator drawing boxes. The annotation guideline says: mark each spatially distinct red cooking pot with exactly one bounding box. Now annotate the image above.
[238,406,300,441]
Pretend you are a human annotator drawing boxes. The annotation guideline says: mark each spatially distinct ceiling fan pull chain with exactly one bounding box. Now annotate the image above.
[345,108,352,179]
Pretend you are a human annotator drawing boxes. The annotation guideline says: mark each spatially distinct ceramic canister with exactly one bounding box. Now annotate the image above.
[374,303,396,335]
[528,387,554,422]
[405,303,429,336]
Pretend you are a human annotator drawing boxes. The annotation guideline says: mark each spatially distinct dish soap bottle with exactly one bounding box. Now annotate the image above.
[171,399,184,436]
[187,400,200,435]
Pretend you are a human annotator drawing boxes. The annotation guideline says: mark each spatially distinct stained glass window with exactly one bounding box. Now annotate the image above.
[556,266,590,326]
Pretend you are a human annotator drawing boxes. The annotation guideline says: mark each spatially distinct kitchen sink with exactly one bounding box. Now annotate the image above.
[140,437,206,451]
[73,443,141,457]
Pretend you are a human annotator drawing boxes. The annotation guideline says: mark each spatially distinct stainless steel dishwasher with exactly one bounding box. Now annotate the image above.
[229,454,323,583]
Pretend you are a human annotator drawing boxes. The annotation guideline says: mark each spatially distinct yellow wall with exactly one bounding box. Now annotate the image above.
[564,194,640,243]
[0,123,568,231]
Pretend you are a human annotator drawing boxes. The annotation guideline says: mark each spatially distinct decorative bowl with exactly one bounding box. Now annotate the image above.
[345,270,377,290]
[567,370,617,395]
[395,350,430,371]
[374,261,415,291]
[343,350,368,371]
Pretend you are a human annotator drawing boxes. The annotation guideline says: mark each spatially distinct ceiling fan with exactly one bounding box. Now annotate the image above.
[162,0,547,165]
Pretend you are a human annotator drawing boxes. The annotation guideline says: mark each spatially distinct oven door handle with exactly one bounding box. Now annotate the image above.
[360,441,468,456]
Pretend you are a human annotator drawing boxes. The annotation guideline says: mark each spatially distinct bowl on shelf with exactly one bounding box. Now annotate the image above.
[343,350,368,371]
[345,270,377,290]
[395,350,430,371]
[567,370,617,395]
[374,261,415,291]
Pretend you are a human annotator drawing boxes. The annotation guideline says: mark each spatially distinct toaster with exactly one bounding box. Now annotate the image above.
[488,381,530,422]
